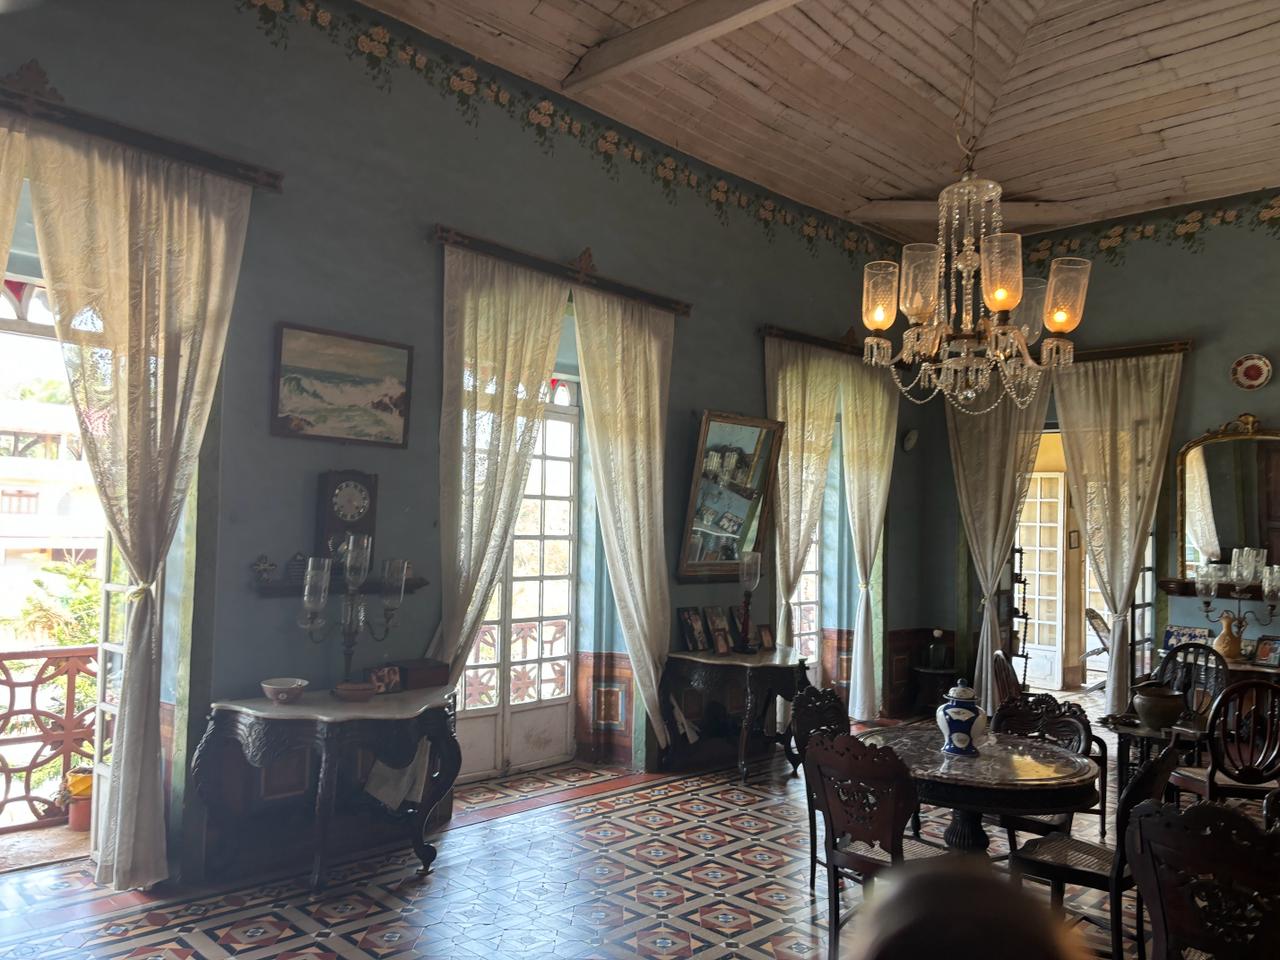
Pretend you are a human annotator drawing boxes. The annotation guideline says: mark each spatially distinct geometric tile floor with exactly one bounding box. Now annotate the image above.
[454,766,628,813]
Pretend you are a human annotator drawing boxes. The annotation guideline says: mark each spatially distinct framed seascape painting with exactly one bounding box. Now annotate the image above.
[272,323,413,448]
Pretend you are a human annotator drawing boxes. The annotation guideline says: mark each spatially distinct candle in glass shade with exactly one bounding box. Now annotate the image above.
[980,233,1023,312]
[1043,258,1091,334]
[300,557,331,627]
[862,261,899,331]
[899,243,940,324]
[344,533,372,590]
[382,558,408,610]
[740,551,762,591]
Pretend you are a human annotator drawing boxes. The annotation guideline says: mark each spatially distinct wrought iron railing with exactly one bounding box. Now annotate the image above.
[0,645,96,833]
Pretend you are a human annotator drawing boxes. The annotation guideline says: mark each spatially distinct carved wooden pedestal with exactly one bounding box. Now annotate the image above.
[192,687,461,890]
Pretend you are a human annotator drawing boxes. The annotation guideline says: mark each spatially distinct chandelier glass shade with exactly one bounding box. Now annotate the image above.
[860,172,1092,414]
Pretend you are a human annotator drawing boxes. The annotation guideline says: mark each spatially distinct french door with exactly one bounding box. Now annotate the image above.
[1016,473,1065,690]
[91,533,132,858]
[455,390,578,781]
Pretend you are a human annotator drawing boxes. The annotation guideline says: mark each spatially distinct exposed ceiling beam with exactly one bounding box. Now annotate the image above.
[857,199,1088,225]
[561,0,806,95]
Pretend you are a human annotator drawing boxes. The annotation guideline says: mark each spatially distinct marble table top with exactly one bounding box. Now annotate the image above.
[667,649,805,668]
[211,686,452,723]
[860,725,1097,791]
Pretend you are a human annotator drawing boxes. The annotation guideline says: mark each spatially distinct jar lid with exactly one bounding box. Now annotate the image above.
[946,679,976,700]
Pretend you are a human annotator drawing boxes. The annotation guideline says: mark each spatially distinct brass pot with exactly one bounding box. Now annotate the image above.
[1131,682,1184,730]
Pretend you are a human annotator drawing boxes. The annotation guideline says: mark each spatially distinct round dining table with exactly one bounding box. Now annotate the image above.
[860,725,1099,853]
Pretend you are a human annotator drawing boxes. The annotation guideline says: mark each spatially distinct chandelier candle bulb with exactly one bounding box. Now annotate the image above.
[900,243,941,325]
[979,232,1023,313]
[862,261,900,331]
[1043,257,1091,334]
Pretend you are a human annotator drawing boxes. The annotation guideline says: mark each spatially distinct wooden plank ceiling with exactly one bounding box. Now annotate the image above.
[363,0,1280,239]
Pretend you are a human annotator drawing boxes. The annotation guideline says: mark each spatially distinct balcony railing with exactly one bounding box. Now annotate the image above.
[0,645,96,833]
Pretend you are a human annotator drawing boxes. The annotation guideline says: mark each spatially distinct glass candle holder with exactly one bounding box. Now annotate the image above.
[382,558,408,611]
[1044,257,1091,334]
[1263,565,1280,603]
[862,261,899,332]
[900,243,940,324]
[980,233,1023,312]
[740,551,762,592]
[300,557,332,628]
[1195,560,1219,601]
[343,532,372,591]
[1013,276,1046,346]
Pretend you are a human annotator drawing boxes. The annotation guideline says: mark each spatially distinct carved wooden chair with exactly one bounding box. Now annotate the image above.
[792,685,849,889]
[1127,797,1280,959]
[804,731,947,960]
[1167,679,1280,805]
[991,692,1109,846]
[992,649,1023,709]
[1082,607,1110,693]
[1266,787,1280,830]
[1010,746,1179,960]
[1151,641,1227,723]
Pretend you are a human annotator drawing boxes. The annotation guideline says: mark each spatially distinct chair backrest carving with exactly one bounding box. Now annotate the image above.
[1111,746,1180,888]
[992,692,1091,755]
[1153,641,1227,719]
[1127,799,1280,960]
[792,685,847,759]
[803,731,915,861]
[1207,680,1280,787]
[992,650,1022,709]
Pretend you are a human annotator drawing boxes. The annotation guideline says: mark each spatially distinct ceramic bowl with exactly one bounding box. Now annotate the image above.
[1131,682,1184,730]
[261,677,308,704]
[332,681,377,703]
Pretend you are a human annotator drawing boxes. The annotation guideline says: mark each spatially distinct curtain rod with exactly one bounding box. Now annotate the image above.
[0,61,284,193]
[432,225,692,317]
[759,325,861,356]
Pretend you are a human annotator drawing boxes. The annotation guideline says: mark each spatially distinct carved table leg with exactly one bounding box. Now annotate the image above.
[739,681,757,784]
[942,808,990,853]
[411,710,462,876]
[310,727,339,891]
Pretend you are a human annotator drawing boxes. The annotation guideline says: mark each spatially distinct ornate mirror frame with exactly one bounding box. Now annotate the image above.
[1176,412,1280,578]
[676,410,785,583]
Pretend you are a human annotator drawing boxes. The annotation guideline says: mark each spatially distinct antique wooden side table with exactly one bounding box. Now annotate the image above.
[191,686,460,890]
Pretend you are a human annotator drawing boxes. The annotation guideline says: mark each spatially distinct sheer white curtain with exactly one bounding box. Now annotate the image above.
[572,287,674,748]
[429,247,570,684]
[28,123,251,889]
[838,363,898,720]
[946,384,1052,714]
[1184,444,1221,562]
[1056,354,1182,715]
[0,115,26,269]
[765,338,839,646]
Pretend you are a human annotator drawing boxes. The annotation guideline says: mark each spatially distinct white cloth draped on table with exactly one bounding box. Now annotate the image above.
[28,122,251,890]
[765,338,839,648]
[0,115,25,270]
[946,383,1052,715]
[1056,354,1182,716]
[429,247,570,686]
[837,362,898,721]
[1184,444,1221,562]
[572,287,675,748]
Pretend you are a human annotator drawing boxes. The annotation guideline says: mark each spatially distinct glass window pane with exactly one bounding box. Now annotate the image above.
[544,500,572,535]
[1041,476,1059,499]
[516,498,541,535]
[512,540,540,578]
[542,579,570,617]
[106,590,128,645]
[543,539,571,576]
[509,663,538,704]
[540,659,568,699]
[524,462,543,495]
[1039,501,1057,522]
[544,420,572,458]
[0,291,16,320]
[469,624,499,665]
[511,580,539,619]
[463,668,498,709]
[27,288,54,326]
[541,619,568,658]
[510,622,539,661]
[102,648,124,706]
[482,587,502,623]
[545,459,572,497]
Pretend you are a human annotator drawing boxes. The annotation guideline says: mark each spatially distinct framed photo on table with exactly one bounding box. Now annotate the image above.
[1256,637,1280,666]
[677,607,710,651]
[703,606,732,655]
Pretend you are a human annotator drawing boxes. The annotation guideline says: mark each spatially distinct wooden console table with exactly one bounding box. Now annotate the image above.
[660,650,811,784]
[191,687,460,890]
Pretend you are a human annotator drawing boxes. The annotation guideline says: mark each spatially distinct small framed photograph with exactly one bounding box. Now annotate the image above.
[1068,530,1080,550]
[677,607,710,651]
[1256,637,1280,666]
[366,664,402,694]
[703,606,732,655]
[728,606,753,650]
[758,624,775,651]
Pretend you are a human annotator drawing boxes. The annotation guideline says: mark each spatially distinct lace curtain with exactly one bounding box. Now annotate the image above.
[946,383,1052,714]
[0,115,25,269]
[838,362,898,721]
[1184,445,1221,562]
[765,338,840,646]
[430,247,570,685]
[572,287,675,748]
[28,122,251,889]
[1056,354,1182,715]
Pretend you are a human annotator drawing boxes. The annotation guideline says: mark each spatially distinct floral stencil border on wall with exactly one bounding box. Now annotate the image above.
[234,0,896,262]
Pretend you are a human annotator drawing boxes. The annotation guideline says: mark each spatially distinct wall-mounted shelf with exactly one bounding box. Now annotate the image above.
[1157,578,1263,602]
[253,577,429,599]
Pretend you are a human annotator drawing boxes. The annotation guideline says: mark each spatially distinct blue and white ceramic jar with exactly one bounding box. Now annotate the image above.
[935,680,987,757]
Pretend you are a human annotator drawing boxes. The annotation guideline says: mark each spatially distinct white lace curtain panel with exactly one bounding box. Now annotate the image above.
[1184,444,1221,562]
[0,114,24,270]
[18,118,251,890]
[1056,354,1183,716]
[946,380,1052,715]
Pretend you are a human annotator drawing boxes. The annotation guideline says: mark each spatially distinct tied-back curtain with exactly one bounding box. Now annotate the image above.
[1056,354,1182,715]
[28,122,251,890]
[946,382,1052,715]
[1184,444,1221,562]
[572,287,674,748]
[0,114,27,270]
[430,247,570,685]
[765,338,839,646]
[838,363,898,721]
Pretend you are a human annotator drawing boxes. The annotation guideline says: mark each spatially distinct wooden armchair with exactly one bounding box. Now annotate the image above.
[993,650,1023,709]
[792,685,849,889]
[1167,679,1280,805]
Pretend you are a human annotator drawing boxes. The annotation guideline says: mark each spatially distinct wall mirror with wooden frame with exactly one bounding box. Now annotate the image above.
[676,410,784,583]
[1177,413,1280,578]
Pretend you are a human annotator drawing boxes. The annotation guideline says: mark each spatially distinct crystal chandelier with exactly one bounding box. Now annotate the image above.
[860,2,1093,415]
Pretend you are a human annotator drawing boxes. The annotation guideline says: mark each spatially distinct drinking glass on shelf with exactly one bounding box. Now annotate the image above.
[1230,549,1256,592]
[343,533,372,592]
[1264,565,1280,604]
[382,559,408,612]
[1195,561,1220,602]
[299,557,332,628]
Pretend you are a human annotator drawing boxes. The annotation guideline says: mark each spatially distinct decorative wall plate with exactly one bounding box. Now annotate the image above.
[1231,354,1272,390]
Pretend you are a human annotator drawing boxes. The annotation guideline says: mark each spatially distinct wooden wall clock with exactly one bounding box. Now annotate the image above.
[316,470,378,557]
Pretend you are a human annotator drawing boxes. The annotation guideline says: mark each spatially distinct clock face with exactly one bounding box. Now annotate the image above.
[332,480,371,523]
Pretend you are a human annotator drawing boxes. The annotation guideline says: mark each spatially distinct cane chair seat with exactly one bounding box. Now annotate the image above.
[1015,833,1121,883]
[836,834,949,867]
